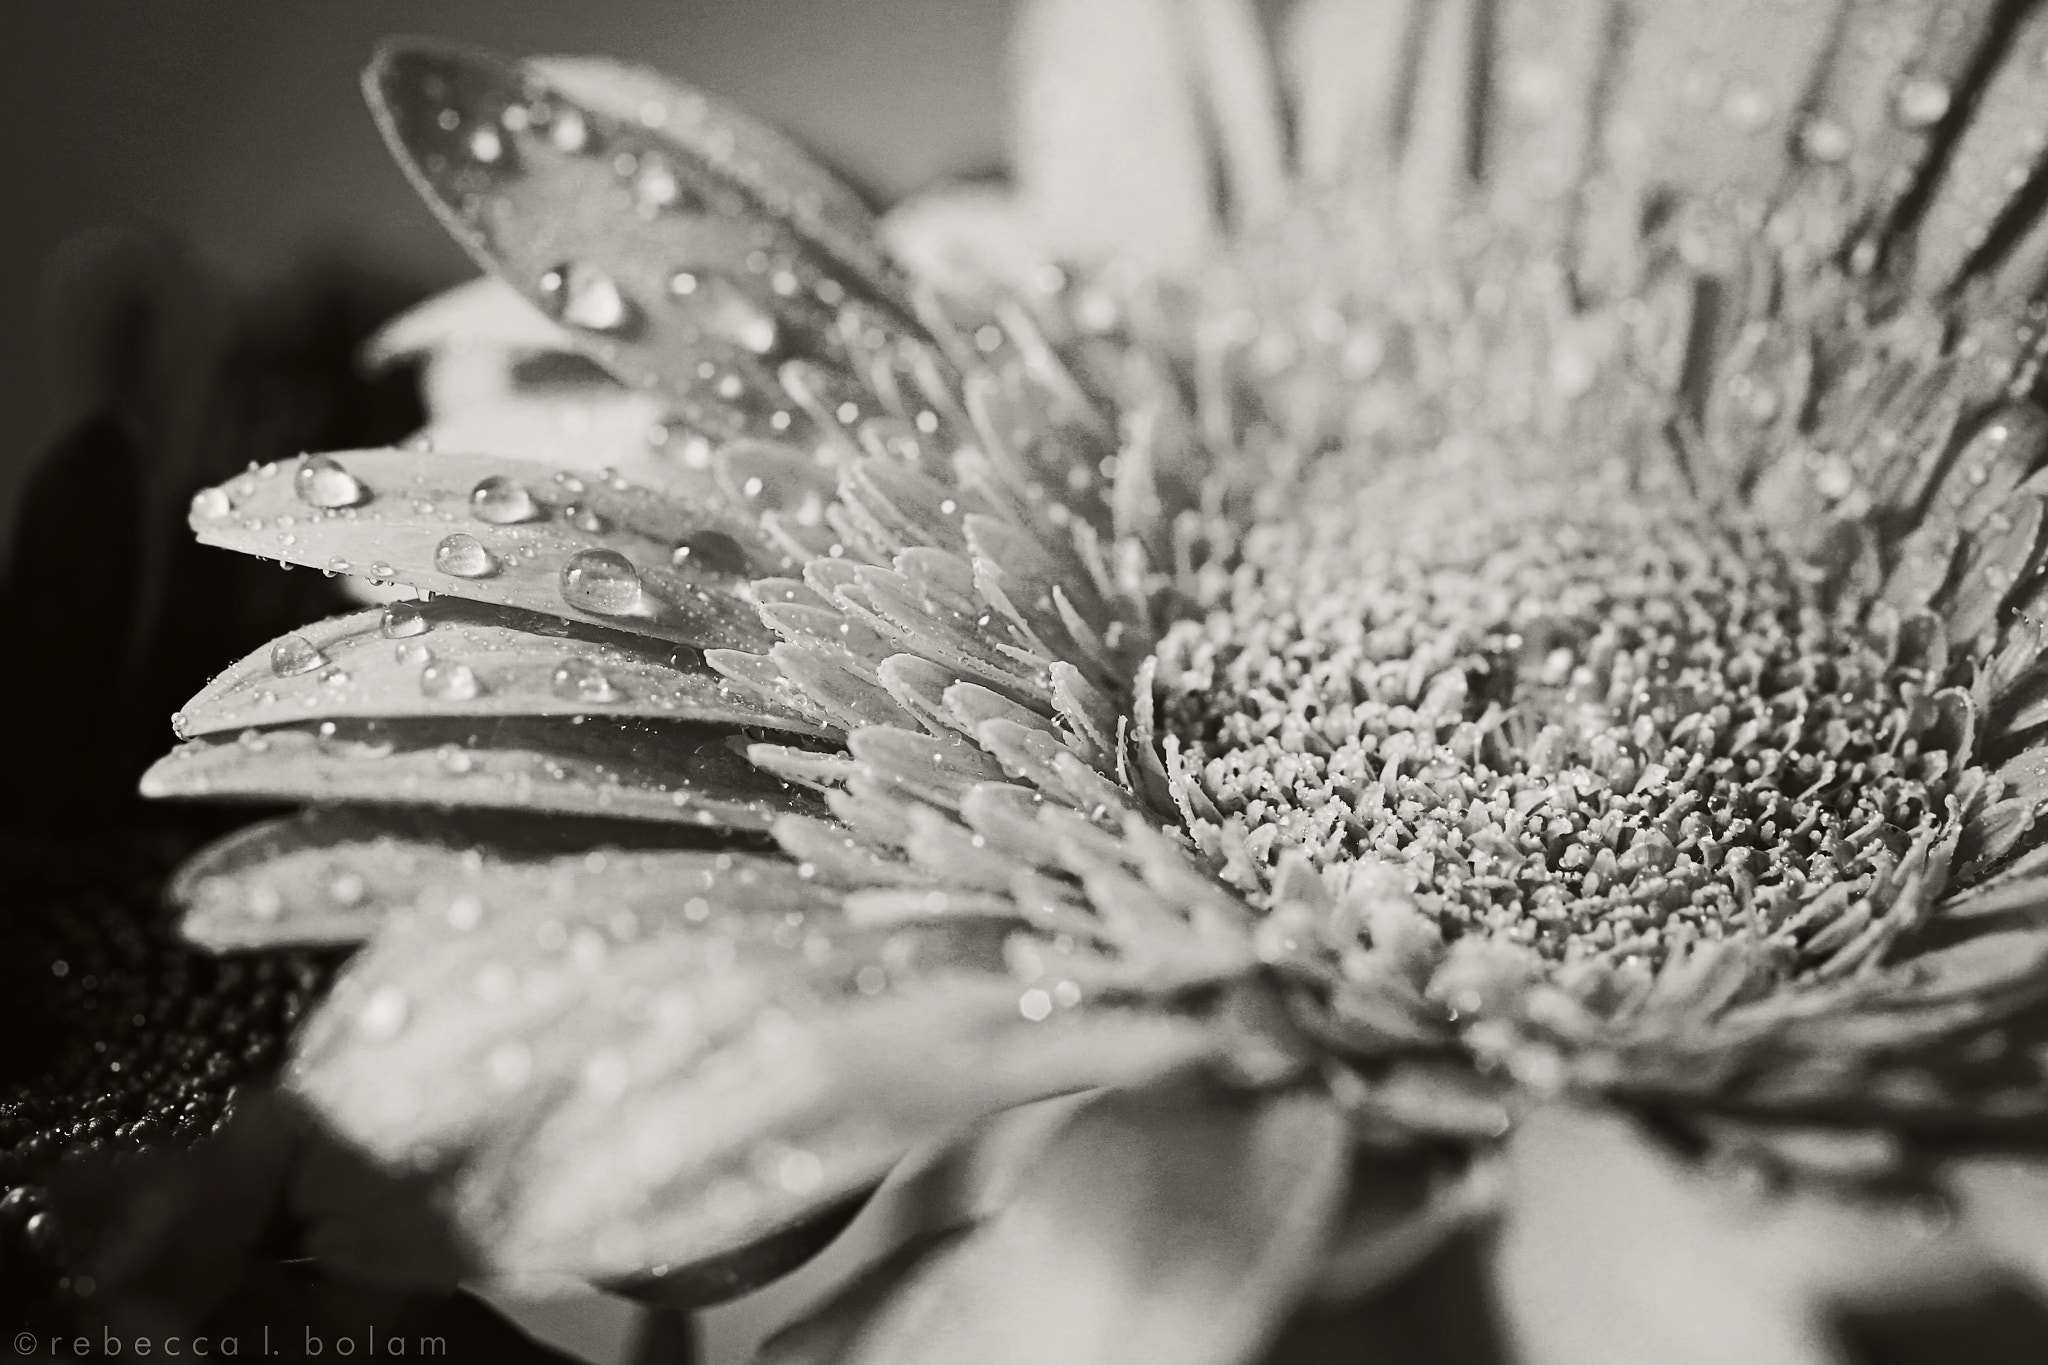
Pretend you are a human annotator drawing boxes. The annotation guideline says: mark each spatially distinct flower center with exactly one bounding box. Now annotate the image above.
[1153,468,1956,965]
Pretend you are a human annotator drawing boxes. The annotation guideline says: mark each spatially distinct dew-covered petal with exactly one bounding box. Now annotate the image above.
[174,601,827,740]
[172,807,798,953]
[290,860,1228,1283]
[776,1084,1348,1365]
[188,450,774,651]
[142,716,815,831]
[1497,1104,1996,1365]
[364,43,929,443]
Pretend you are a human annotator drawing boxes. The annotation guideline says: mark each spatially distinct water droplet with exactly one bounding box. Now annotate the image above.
[670,531,751,577]
[1892,75,1952,130]
[632,152,690,211]
[468,125,504,164]
[446,892,484,931]
[1018,988,1053,1021]
[470,475,541,524]
[380,602,430,638]
[542,263,635,334]
[434,533,498,578]
[191,488,231,519]
[548,106,590,152]
[677,273,779,353]
[246,884,283,921]
[560,548,644,616]
[564,502,610,533]
[357,985,410,1041]
[328,871,367,905]
[270,635,326,677]
[775,1148,824,1195]
[1796,117,1851,164]
[1721,85,1774,133]
[294,455,367,509]
[552,656,626,704]
[437,743,475,775]
[421,662,484,701]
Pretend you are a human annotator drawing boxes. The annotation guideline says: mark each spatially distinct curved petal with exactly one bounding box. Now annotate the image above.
[765,1084,1349,1365]
[142,716,814,831]
[171,600,827,740]
[288,852,1228,1282]
[188,449,775,651]
[1496,1104,2001,1365]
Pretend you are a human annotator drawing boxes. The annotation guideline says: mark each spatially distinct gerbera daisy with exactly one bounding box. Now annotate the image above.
[135,0,2048,1358]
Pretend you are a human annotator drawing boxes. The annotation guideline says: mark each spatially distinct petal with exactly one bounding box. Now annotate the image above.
[770,1084,1349,1365]
[1009,0,1216,269]
[172,601,828,740]
[365,42,929,444]
[288,853,1226,1282]
[187,449,775,652]
[142,715,814,831]
[366,276,568,367]
[1496,1104,2000,1365]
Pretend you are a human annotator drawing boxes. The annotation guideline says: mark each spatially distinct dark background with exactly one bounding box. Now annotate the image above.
[0,0,1012,566]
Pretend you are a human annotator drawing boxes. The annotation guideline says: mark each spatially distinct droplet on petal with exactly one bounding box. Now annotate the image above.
[560,548,645,616]
[191,488,232,519]
[470,475,541,525]
[380,602,430,638]
[564,502,610,533]
[421,661,485,701]
[270,635,327,677]
[542,262,635,334]
[552,656,626,704]
[294,455,368,509]
[434,533,499,578]
[1892,75,1952,130]
[357,985,410,1041]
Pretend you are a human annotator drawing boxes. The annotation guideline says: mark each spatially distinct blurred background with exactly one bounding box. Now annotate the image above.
[0,0,1013,566]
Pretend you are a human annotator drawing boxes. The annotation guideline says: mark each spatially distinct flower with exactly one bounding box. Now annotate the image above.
[143,3,2048,1360]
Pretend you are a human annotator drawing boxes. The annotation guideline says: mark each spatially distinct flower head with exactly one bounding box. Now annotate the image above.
[145,2,2048,1358]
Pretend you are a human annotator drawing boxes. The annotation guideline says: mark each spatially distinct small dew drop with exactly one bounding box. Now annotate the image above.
[542,263,635,334]
[1892,75,1952,130]
[1796,117,1851,164]
[191,488,232,519]
[1018,988,1053,1022]
[552,656,626,704]
[328,871,368,906]
[548,106,590,152]
[433,533,499,578]
[468,125,504,164]
[357,985,410,1041]
[380,602,430,638]
[564,502,610,533]
[420,662,485,702]
[294,455,367,509]
[560,548,644,616]
[470,475,541,524]
[270,635,326,678]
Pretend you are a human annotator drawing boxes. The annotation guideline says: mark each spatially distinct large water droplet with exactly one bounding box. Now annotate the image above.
[294,455,367,509]
[421,662,484,701]
[470,475,541,524]
[552,656,626,704]
[191,488,232,519]
[542,263,635,334]
[270,635,326,677]
[560,548,644,616]
[1892,75,1952,130]
[380,602,430,638]
[434,533,499,578]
